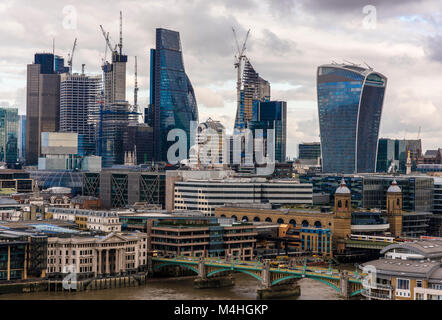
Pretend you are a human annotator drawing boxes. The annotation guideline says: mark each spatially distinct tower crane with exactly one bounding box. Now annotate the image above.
[67,38,77,74]
[134,56,139,114]
[119,11,123,55]
[100,25,115,56]
[232,27,250,121]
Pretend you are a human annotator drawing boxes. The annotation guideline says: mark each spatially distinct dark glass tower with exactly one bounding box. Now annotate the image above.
[317,64,387,173]
[149,28,198,162]
[248,101,286,163]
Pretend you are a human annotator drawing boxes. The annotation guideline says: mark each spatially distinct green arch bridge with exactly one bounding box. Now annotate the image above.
[151,257,364,298]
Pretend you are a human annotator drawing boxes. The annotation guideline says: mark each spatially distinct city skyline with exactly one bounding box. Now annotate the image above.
[0,0,441,159]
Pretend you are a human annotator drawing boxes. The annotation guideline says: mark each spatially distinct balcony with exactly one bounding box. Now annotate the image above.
[361,289,392,300]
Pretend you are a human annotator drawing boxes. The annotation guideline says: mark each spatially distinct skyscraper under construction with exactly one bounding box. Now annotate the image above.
[59,73,102,156]
[234,59,270,130]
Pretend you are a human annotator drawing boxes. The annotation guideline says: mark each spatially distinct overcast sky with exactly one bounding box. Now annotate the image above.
[0,0,441,158]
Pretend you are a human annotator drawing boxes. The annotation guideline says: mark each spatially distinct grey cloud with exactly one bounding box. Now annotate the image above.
[426,35,442,62]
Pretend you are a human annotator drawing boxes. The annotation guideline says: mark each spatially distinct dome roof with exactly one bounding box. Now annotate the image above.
[335,178,351,194]
[387,180,402,193]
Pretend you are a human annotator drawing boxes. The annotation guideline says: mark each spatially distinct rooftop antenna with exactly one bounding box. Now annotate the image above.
[119,11,123,55]
[82,64,85,75]
[52,38,55,56]
[343,59,360,66]
[363,61,373,70]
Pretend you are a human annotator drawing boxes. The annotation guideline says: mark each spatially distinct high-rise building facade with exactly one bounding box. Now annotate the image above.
[234,59,270,130]
[18,115,26,161]
[376,138,423,173]
[0,107,19,163]
[149,28,198,163]
[102,51,127,107]
[248,101,287,163]
[26,53,61,165]
[317,63,387,173]
[298,142,321,160]
[59,73,101,155]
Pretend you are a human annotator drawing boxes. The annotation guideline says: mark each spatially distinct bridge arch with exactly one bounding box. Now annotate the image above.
[265,217,272,222]
[253,216,261,222]
[277,218,285,224]
[314,221,322,228]
[220,214,226,218]
[302,220,309,227]
[207,268,262,282]
[153,262,198,275]
[242,216,249,222]
[231,215,237,221]
[289,219,296,227]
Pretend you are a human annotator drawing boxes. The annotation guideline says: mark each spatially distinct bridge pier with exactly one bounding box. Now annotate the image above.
[339,271,350,299]
[193,257,234,289]
[257,260,300,300]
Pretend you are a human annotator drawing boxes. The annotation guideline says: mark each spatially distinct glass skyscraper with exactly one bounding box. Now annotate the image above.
[0,107,19,163]
[149,28,198,162]
[317,64,387,173]
[248,101,287,163]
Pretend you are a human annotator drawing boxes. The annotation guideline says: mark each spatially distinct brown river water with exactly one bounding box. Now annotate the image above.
[0,274,344,300]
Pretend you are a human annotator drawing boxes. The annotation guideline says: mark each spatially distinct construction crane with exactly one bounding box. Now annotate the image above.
[67,38,77,74]
[119,11,123,55]
[100,25,115,55]
[134,56,138,114]
[232,27,250,120]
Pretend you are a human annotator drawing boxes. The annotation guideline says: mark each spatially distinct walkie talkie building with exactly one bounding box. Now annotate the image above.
[317,64,387,173]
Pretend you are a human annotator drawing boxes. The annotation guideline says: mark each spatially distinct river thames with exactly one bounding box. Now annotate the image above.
[0,274,343,300]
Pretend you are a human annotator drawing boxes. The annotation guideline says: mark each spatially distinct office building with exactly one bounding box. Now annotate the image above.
[122,123,154,165]
[377,138,423,173]
[18,115,26,161]
[300,174,433,212]
[100,101,136,167]
[147,216,257,260]
[59,73,101,156]
[317,63,387,173]
[54,55,69,74]
[0,107,19,163]
[189,118,225,168]
[82,169,166,209]
[0,233,47,281]
[149,28,198,162]
[248,100,287,163]
[26,53,60,165]
[46,232,147,277]
[173,178,313,215]
[298,142,321,160]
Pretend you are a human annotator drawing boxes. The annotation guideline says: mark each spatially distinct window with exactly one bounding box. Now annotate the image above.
[416,280,422,288]
[397,278,409,290]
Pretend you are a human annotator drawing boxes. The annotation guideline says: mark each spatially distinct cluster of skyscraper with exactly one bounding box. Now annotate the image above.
[16,16,395,174]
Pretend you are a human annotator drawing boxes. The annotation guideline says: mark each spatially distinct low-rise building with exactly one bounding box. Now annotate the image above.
[46,207,121,233]
[46,232,147,277]
[147,217,257,260]
[361,240,442,300]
